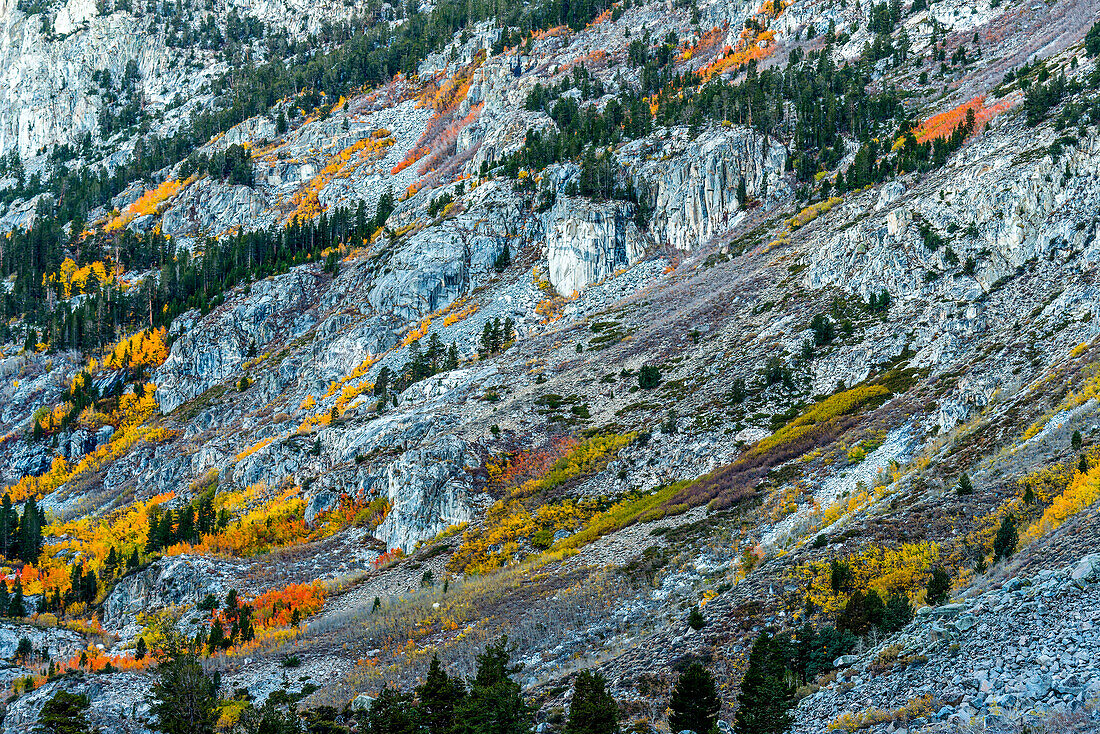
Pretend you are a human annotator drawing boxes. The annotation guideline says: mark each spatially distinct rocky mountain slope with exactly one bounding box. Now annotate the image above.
[0,0,1098,729]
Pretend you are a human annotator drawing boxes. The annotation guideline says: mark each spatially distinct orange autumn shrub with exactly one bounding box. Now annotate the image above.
[251,582,326,628]
[912,95,1015,144]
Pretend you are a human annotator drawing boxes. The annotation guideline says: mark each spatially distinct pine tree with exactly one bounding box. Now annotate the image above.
[9,578,26,617]
[445,343,460,371]
[207,620,225,654]
[35,690,92,734]
[565,670,619,734]
[455,636,533,734]
[18,497,42,563]
[956,472,973,496]
[669,662,720,734]
[925,567,951,606]
[993,514,1018,561]
[733,633,792,734]
[0,494,13,559]
[882,593,913,633]
[479,321,494,359]
[15,636,32,664]
[638,365,661,389]
[136,636,148,660]
[146,513,162,553]
[687,605,705,631]
[367,685,418,734]
[150,650,218,734]
[105,546,119,577]
[416,656,467,734]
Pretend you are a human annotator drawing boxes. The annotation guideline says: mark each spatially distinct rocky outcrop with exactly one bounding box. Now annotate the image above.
[543,196,646,296]
[154,266,326,413]
[629,126,789,251]
[370,434,482,551]
[103,555,236,633]
[802,122,1100,306]
[791,553,1100,733]
[0,621,84,663]
[159,178,274,237]
[2,673,154,734]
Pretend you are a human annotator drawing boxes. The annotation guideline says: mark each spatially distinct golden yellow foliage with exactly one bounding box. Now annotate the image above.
[788,196,844,230]
[791,542,940,615]
[828,695,934,731]
[1021,460,1100,545]
[449,433,636,573]
[106,177,192,232]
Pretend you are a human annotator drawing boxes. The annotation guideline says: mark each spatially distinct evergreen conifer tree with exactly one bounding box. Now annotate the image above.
[416,655,467,734]
[35,690,92,734]
[733,633,793,734]
[669,662,720,734]
[956,473,972,496]
[993,514,1018,561]
[455,636,532,734]
[925,567,951,606]
[565,670,619,734]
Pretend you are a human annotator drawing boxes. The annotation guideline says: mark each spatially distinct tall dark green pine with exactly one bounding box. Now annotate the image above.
[668,662,720,734]
[18,497,42,563]
[925,567,952,606]
[0,494,13,559]
[993,514,1018,561]
[564,670,619,734]
[105,547,119,577]
[149,651,218,734]
[416,655,467,734]
[366,684,418,734]
[455,636,533,734]
[733,633,793,734]
[147,513,162,552]
[157,509,174,549]
[8,578,25,617]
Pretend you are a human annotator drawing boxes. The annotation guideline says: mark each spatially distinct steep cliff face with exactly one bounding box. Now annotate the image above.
[543,196,646,296]
[0,3,148,160]
[155,267,326,413]
[0,0,362,164]
[103,555,238,633]
[630,127,790,251]
[802,121,1100,305]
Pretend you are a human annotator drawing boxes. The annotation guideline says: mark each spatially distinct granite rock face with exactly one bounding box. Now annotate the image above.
[631,127,790,252]
[544,195,647,296]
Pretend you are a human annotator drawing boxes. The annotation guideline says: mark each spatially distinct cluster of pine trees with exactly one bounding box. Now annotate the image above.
[374,333,461,404]
[0,495,45,564]
[205,590,256,653]
[478,317,514,359]
[5,195,390,356]
[145,496,229,553]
